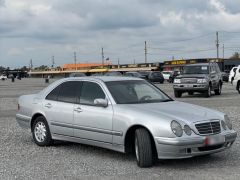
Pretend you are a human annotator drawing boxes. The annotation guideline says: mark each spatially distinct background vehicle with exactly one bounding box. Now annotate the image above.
[138,71,150,79]
[104,71,122,76]
[0,75,7,80]
[221,72,229,82]
[148,71,164,83]
[173,63,223,98]
[232,65,240,93]
[162,71,172,81]
[125,72,144,78]
[69,72,86,77]
[229,67,237,83]
[169,71,180,83]
[16,77,236,168]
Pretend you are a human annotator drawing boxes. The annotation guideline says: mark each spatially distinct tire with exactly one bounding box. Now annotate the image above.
[204,85,211,98]
[32,116,53,146]
[188,92,194,95]
[237,81,240,94]
[214,83,222,95]
[174,90,182,98]
[135,128,153,168]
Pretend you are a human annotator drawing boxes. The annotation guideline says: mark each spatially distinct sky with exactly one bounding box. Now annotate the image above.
[1,0,240,68]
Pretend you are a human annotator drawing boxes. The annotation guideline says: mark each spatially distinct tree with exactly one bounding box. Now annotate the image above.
[230,52,240,59]
[34,65,49,71]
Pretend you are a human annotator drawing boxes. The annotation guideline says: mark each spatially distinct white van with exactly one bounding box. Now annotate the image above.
[229,67,237,83]
[232,65,240,93]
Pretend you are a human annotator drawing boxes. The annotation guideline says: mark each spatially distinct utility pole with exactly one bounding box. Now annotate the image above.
[29,59,33,70]
[118,58,120,68]
[101,48,104,66]
[216,31,219,59]
[144,41,147,63]
[74,52,77,70]
[223,44,224,59]
[52,56,55,68]
[133,59,136,64]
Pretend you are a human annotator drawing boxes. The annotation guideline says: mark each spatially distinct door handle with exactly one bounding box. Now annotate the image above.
[45,103,52,108]
[74,107,82,113]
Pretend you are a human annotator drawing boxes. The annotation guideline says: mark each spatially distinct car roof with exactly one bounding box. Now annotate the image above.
[66,76,143,82]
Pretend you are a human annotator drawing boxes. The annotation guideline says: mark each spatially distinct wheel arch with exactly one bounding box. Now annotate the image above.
[30,113,46,132]
[124,124,157,155]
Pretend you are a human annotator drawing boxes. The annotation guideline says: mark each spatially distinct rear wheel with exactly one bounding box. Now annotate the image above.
[32,116,53,146]
[174,90,182,98]
[135,128,153,168]
[214,83,222,95]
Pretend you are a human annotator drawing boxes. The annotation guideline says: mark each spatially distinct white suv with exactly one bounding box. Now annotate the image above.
[229,67,237,83]
[0,75,7,80]
[232,65,240,93]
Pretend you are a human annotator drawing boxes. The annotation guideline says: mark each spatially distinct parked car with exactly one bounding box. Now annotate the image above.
[221,72,229,82]
[232,65,240,94]
[69,72,86,77]
[125,72,144,78]
[229,67,237,84]
[148,71,164,83]
[173,63,223,98]
[162,71,172,81]
[16,77,237,167]
[0,75,7,80]
[104,71,122,76]
[169,71,180,83]
[138,71,150,79]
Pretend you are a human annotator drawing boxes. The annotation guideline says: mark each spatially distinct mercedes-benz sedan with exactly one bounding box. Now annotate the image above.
[16,77,237,167]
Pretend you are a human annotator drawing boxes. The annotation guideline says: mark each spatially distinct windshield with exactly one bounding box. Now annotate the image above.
[183,65,209,74]
[106,80,172,104]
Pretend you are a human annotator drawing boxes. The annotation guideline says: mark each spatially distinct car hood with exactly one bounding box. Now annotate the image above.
[177,74,208,79]
[124,101,223,124]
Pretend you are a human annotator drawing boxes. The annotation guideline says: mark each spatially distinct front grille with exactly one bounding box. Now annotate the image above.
[195,121,221,135]
[181,78,197,83]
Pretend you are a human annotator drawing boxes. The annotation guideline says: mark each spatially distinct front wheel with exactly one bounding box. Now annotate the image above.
[32,116,53,146]
[174,90,182,98]
[204,86,211,98]
[135,128,153,168]
[214,83,222,95]
[237,81,240,94]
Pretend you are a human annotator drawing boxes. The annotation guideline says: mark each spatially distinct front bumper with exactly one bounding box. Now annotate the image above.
[173,83,208,91]
[155,130,237,159]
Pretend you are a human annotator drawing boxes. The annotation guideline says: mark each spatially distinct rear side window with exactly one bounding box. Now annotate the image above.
[58,81,81,103]
[80,82,106,105]
[46,84,61,101]
[46,81,81,103]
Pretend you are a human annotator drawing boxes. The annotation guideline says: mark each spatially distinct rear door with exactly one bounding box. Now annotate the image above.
[44,81,81,136]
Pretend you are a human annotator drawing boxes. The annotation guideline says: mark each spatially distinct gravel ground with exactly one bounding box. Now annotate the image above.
[0,78,239,180]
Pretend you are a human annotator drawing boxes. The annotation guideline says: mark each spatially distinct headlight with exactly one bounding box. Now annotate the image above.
[197,79,207,83]
[184,125,192,136]
[224,115,232,130]
[221,120,227,130]
[171,120,183,137]
[174,79,181,84]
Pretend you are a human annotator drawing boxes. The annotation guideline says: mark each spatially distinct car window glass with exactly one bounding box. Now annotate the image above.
[58,81,81,103]
[80,82,106,105]
[46,84,62,101]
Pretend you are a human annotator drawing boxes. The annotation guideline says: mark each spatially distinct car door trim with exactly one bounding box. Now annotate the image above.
[50,121,123,136]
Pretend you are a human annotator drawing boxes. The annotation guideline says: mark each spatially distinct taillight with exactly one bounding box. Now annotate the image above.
[17,104,20,111]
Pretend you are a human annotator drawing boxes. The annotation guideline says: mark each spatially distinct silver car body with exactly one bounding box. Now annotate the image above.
[16,77,237,159]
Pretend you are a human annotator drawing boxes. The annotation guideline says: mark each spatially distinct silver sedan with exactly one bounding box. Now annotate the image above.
[16,77,237,167]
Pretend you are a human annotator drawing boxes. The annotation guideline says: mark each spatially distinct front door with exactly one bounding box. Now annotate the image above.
[73,81,113,143]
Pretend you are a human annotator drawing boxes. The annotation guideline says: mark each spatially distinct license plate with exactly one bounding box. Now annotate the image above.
[184,84,193,88]
[205,135,225,146]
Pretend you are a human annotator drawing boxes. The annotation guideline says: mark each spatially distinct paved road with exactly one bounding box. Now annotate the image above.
[0,78,239,180]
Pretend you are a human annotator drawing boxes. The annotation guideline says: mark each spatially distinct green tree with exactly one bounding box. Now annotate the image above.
[230,52,240,59]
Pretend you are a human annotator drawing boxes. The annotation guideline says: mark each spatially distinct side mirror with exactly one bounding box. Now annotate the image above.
[94,98,108,107]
